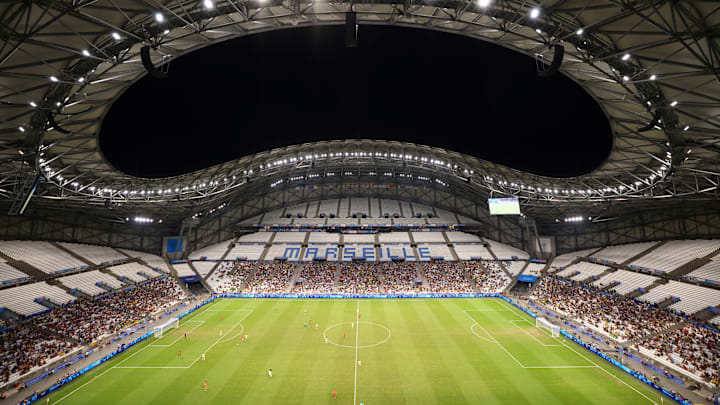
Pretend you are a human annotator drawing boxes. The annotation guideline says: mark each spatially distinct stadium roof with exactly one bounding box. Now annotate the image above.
[1,0,719,221]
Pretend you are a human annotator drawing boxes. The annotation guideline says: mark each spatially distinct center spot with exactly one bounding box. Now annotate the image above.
[322,321,391,349]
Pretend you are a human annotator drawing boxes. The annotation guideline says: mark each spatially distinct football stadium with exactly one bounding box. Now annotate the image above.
[1,0,720,404]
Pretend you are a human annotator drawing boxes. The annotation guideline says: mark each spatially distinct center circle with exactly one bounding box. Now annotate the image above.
[322,321,391,349]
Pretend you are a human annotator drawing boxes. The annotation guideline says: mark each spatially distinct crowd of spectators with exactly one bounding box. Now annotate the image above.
[466,261,510,293]
[244,262,294,294]
[293,263,336,294]
[530,277,683,342]
[423,262,474,293]
[381,262,425,294]
[212,261,255,293]
[639,324,719,385]
[0,277,185,385]
[337,263,380,294]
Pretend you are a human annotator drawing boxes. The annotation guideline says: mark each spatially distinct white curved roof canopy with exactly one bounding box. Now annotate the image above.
[0,0,719,217]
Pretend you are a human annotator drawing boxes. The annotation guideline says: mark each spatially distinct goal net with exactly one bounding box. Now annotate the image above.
[154,317,179,338]
[535,317,561,338]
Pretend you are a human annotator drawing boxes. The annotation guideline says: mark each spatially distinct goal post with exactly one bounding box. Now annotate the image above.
[154,317,179,338]
[535,317,561,338]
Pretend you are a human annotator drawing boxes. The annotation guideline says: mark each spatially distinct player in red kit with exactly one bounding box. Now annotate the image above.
[178,349,182,358]
[333,390,337,399]
[203,381,207,392]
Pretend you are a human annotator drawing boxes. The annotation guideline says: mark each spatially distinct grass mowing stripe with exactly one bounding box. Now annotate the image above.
[353,300,360,405]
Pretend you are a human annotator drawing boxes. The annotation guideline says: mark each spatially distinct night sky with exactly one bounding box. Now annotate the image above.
[100,25,612,179]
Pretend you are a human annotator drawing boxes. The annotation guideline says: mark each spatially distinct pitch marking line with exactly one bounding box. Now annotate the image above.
[54,300,224,403]
[496,300,656,404]
[464,310,595,370]
[187,310,253,368]
[322,322,391,349]
[152,321,206,347]
[510,320,563,347]
[353,300,360,405]
[464,309,514,312]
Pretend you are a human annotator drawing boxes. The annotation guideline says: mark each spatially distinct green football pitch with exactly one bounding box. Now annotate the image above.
[46,298,663,404]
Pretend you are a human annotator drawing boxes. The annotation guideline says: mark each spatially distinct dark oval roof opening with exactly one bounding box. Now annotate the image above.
[100,25,612,179]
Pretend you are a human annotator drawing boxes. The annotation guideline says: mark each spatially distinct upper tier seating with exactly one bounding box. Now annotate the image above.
[264,244,301,261]
[686,259,720,283]
[0,241,86,274]
[119,249,170,273]
[380,199,401,216]
[0,262,30,284]
[630,240,720,273]
[485,239,529,260]
[238,232,273,243]
[411,231,446,243]
[556,262,609,281]
[285,203,307,217]
[350,197,369,216]
[504,261,526,275]
[318,199,339,217]
[227,244,266,260]
[58,243,126,265]
[378,232,411,243]
[57,270,125,296]
[393,217,426,225]
[173,263,196,277]
[589,242,658,264]
[272,232,306,244]
[399,201,412,217]
[189,240,230,260]
[341,234,375,244]
[378,244,416,261]
[445,232,481,243]
[416,244,454,260]
[295,218,326,225]
[338,198,350,217]
[454,244,493,260]
[638,280,720,315]
[369,198,380,218]
[360,217,392,225]
[430,209,459,224]
[523,262,545,276]
[549,248,599,270]
[238,214,262,225]
[592,269,659,295]
[308,232,339,244]
[0,282,76,316]
[411,202,433,216]
[109,262,162,282]
[192,261,216,277]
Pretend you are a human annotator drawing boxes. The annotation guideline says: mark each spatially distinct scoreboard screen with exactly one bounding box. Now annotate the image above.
[488,198,521,215]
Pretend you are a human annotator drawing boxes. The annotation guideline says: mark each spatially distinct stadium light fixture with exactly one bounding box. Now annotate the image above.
[535,28,542,34]
[50,76,59,82]
[529,8,540,19]
[683,125,690,131]
[29,101,37,107]
[621,53,631,61]
[18,126,25,132]
[82,49,90,56]
[155,12,164,22]
[111,32,121,40]
[576,28,583,35]
[478,0,491,7]
[670,100,678,107]
[622,75,629,82]
[78,77,85,83]
[649,74,656,80]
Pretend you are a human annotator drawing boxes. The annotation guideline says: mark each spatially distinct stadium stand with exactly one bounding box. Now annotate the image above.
[629,240,720,273]
[592,269,659,295]
[453,244,493,260]
[381,262,424,294]
[549,248,598,270]
[192,261,216,277]
[588,242,659,264]
[119,249,170,273]
[431,209,459,224]
[0,282,76,316]
[272,232,306,244]
[57,270,125,296]
[686,259,720,283]
[523,262,545,277]
[172,263,196,277]
[504,261,526,276]
[226,244,266,261]
[57,243,126,265]
[485,239,529,260]
[293,262,336,293]
[423,262,474,293]
[337,263,379,293]
[411,202,433,216]
[109,262,162,282]
[338,198,350,217]
[467,261,510,292]
[350,197,369,216]
[556,262,610,281]
[342,233,375,244]
[369,198,380,217]
[318,199,339,217]
[445,231,481,243]
[416,244,454,261]
[0,262,30,284]
[209,261,255,293]
[410,231,446,243]
[378,232,411,243]
[380,199,400,216]
[637,281,720,316]
[245,262,294,293]
[264,244,301,261]
[189,240,230,260]
[0,241,87,274]
[238,232,273,243]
